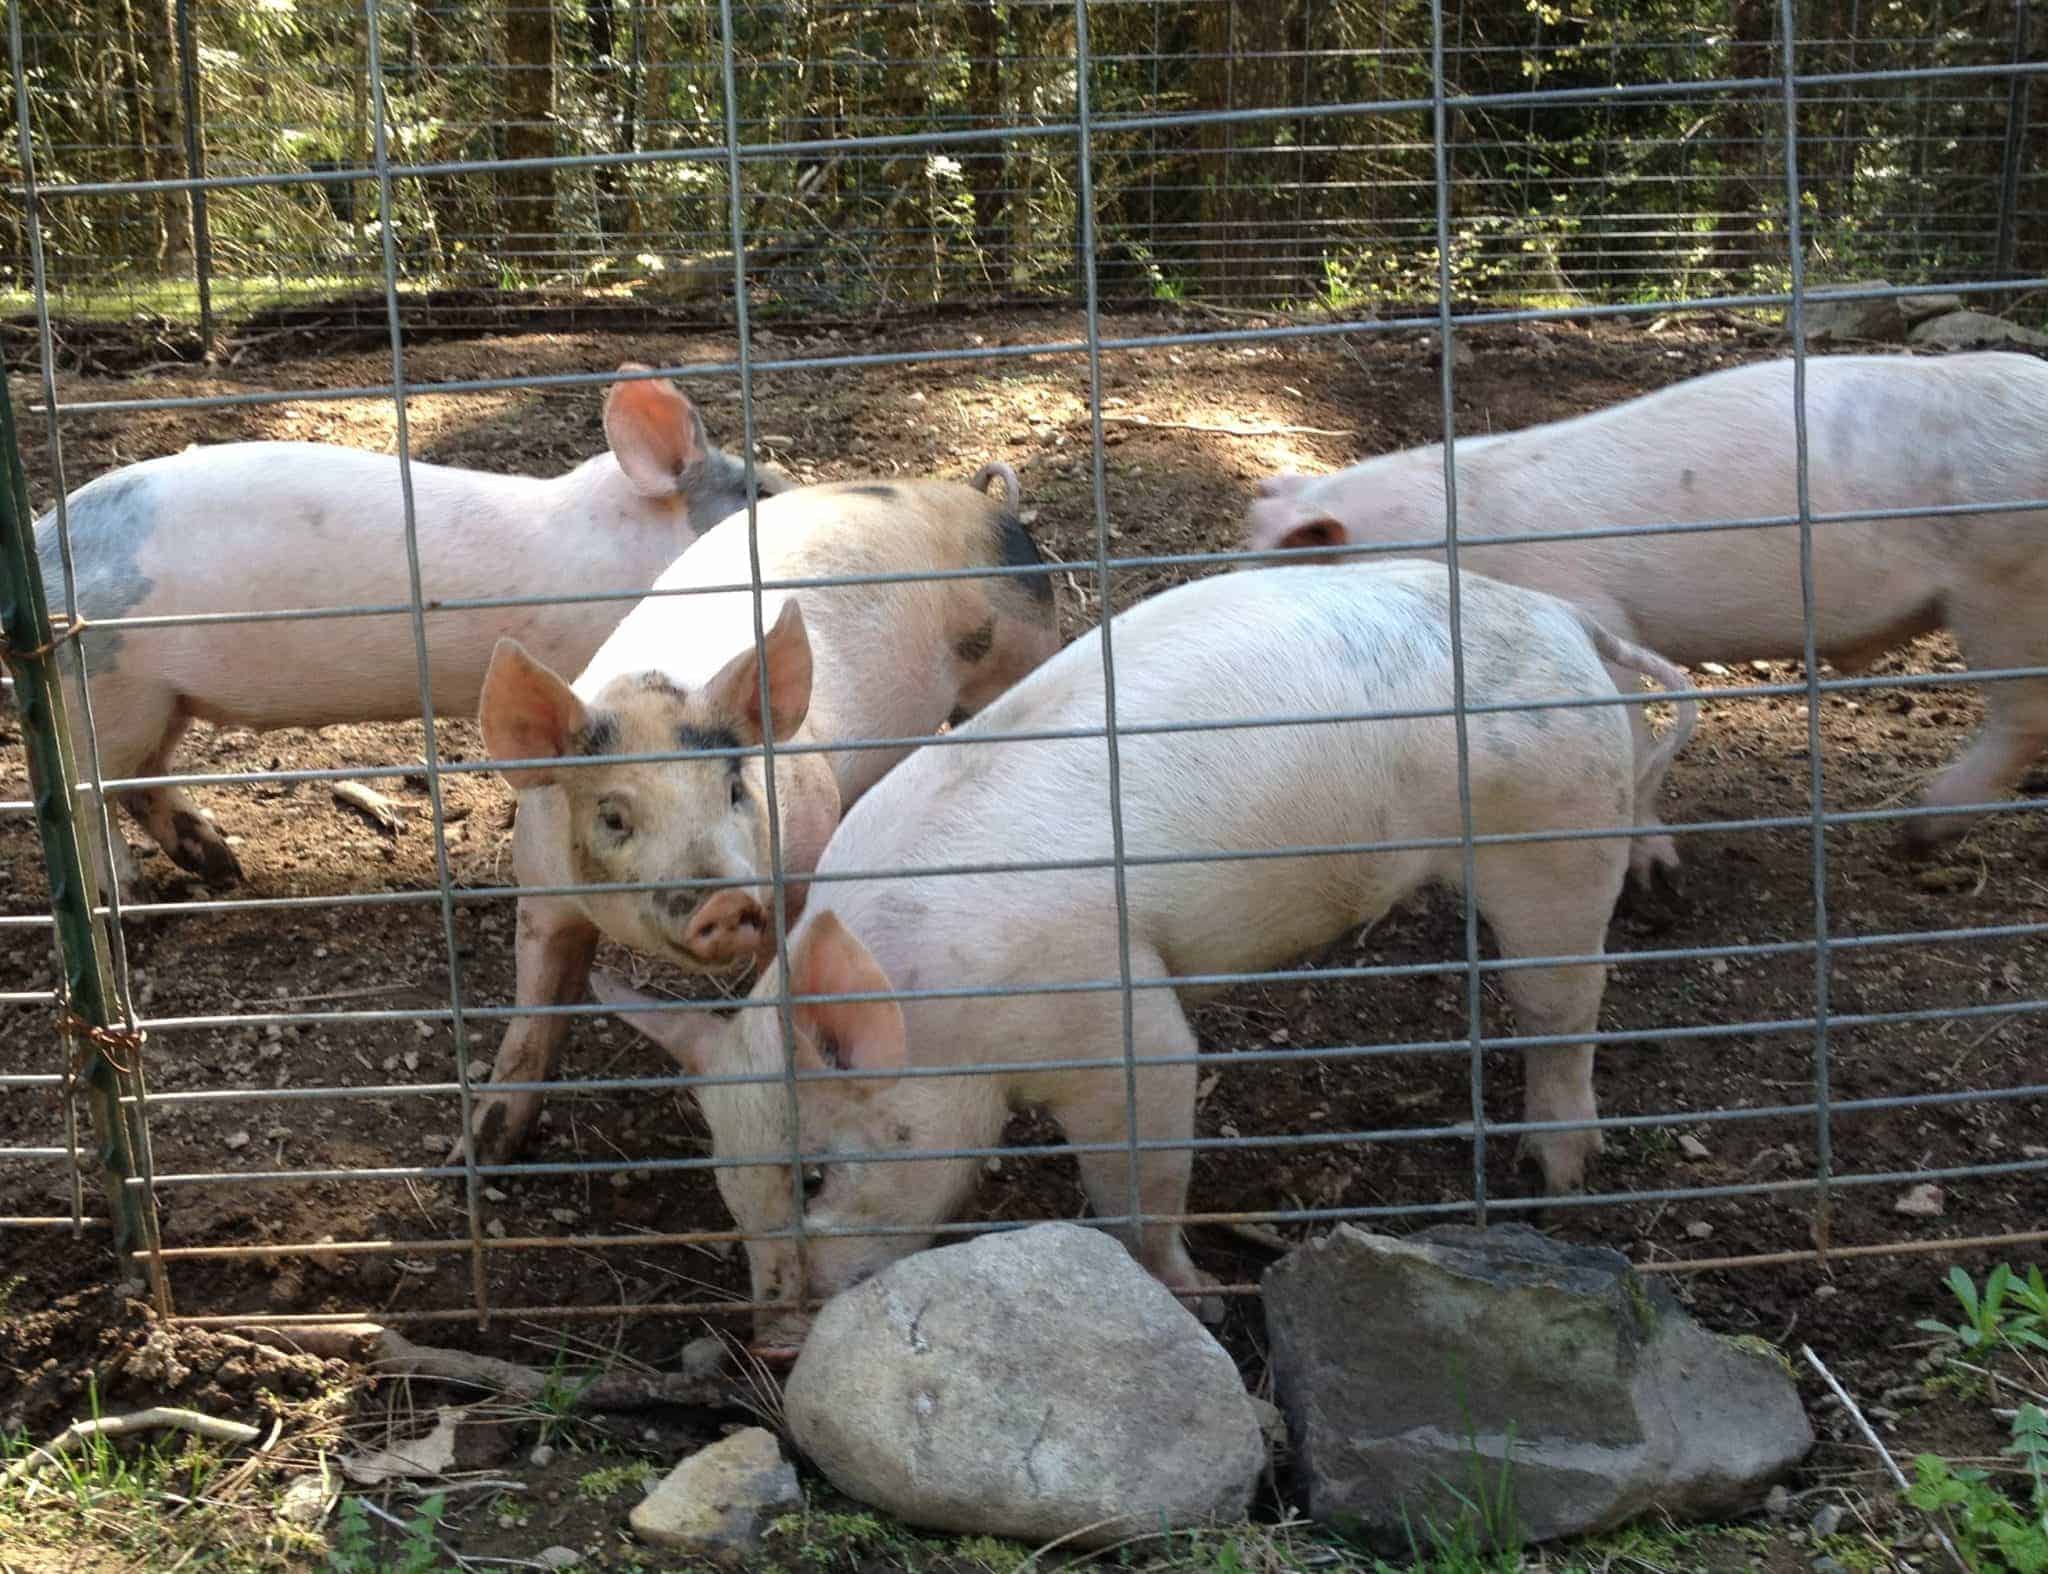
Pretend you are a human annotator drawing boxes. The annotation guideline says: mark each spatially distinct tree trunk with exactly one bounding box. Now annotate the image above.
[1715,0,1774,282]
[500,0,557,265]
[116,0,155,264]
[967,0,1004,275]
[135,0,190,267]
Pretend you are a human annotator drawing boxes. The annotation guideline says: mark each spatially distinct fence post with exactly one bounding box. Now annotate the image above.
[1994,0,2031,289]
[0,379,167,1297]
[173,0,215,352]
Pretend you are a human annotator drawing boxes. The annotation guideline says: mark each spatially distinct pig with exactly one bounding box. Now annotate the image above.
[588,558,1698,1347]
[1243,350,2048,883]
[25,366,785,897]
[461,462,1061,1163]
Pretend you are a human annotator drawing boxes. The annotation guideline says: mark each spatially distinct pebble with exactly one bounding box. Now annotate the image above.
[482,1186,508,1203]
[1679,1135,1711,1160]
[1685,1220,1714,1239]
[534,1551,582,1571]
[1810,1503,1843,1537]
[1765,1484,1793,1517]
[1893,1182,1945,1218]
[529,1443,557,1469]
[225,1130,250,1150]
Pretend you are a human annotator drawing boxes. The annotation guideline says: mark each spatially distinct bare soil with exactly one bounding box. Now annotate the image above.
[3,307,2045,1565]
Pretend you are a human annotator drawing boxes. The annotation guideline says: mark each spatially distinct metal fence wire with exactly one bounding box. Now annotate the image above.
[2,0,2047,1340]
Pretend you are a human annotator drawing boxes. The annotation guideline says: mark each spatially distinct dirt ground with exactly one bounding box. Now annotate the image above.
[3,307,2045,1562]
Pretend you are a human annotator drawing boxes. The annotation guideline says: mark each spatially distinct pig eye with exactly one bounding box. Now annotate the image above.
[596,800,633,841]
[728,775,747,810]
[801,1165,826,1201]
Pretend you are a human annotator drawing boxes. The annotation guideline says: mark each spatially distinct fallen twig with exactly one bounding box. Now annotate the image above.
[2,1407,262,1486]
[1099,414,1357,438]
[236,1322,738,1413]
[1802,1345,1972,1574]
[331,780,404,833]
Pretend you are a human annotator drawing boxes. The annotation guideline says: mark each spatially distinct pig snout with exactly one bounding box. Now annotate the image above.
[667,886,769,967]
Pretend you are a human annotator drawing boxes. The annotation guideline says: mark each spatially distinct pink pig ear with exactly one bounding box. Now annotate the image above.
[604,366,709,498]
[1275,517,1348,560]
[480,638,590,789]
[787,912,905,1087]
[702,599,813,745]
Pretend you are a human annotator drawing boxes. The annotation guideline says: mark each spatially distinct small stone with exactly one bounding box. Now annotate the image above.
[534,1550,582,1571]
[1710,958,1730,977]
[277,1473,335,1526]
[1699,662,1730,676]
[1750,660,1773,674]
[529,1443,557,1469]
[1679,1135,1711,1160]
[1893,1183,1944,1218]
[2022,1144,2047,1159]
[225,1130,250,1151]
[629,1427,801,1565]
[1811,1503,1844,1537]
[485,1218,506,1238]
[1814,1284,1838,1301]
[550,1208,579,1226]
[482,1186,509,1203]
[1685,1221,1714,1239]
[1765,1484,1793,1517]
[266,1126,292,1141]
[414,1020,435,1040]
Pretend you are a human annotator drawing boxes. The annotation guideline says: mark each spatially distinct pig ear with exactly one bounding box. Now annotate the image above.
[588,970,724,1077]
[1275,517,1348,558]
[702,600,813,745]
[753,461,800,497]
[480,638,590,790]
[605,367,710,499]
[788,912,905,1085]
[1256,473,1311,500]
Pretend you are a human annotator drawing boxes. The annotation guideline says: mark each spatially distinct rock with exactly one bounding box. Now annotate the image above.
[1907,309,2048,350]
[1811,1502,1844,1537]
[785,1222,1264,1549]
[1893,1183,1945,1218]
[1898,292,1964,325]
[1679,1135,1711,1161]
[1765,1484,1794,1518]
[276,1473,335,1527]
[534,1550,583,1571]
[1264,1223,1813,1547]
[629,1427,801,1565]
[1796,281,1904,342]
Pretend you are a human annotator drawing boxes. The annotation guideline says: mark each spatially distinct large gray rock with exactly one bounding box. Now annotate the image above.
[1264,1224,1812,1547]
[786,1222,1265,1549]
[629,1426,802,1565]
[1906,308,2048,350]
[1796,280,1905,342]
[1898,291,1965,326]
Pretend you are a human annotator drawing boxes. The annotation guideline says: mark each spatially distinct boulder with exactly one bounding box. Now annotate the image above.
[1264,1223,1812,1548]
[1906,309,2048,350]
[1897,292,1965,326]
[629,1426,802,1565]
[786,1222,1265,1549]
[1795,280,1904,342]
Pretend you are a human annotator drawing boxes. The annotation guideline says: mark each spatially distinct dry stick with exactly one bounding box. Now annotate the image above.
[236,1322,738,1413]
[1800,1345,1972,1574]
[2,1407,262,1486]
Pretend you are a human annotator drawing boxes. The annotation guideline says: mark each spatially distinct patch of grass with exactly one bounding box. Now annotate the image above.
[327,1490,452,1573]
[0,1273,24,1315]
[575,1457,659,1502]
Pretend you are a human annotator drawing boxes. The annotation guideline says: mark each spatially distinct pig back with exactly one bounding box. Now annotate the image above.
[811,560,1634,989]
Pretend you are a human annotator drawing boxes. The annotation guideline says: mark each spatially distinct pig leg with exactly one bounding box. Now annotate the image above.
[1474,837,1627,1195]
[1059,973,1223,1321]
[1606,660,1681,895]
[458,893,600,1165]
[120,712,244,888]
[1905,605,2048,854]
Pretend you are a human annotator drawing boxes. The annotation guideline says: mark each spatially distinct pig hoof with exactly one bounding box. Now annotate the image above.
[1898,817,1958,861]
[168,811,244,887]
[453,1102,526,1168]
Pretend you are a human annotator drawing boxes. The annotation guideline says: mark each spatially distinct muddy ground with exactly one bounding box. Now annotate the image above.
[2,308,2044,1562]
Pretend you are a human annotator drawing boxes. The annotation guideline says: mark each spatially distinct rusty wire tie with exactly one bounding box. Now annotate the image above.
[0,613,91,667]
[56,1007,147,1079]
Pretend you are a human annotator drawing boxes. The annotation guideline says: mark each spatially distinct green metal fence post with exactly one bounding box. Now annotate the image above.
[0,376,168,1303]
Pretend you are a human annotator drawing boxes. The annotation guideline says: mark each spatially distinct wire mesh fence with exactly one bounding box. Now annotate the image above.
[2,0,2043,340]
[3,0,2047,1350]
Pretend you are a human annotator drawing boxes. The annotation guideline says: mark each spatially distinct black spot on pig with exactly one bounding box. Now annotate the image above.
[847,484,899,500]
[1680,467,1696,492]
[576,714,619,756]
[953,619,996,664]
[636,673,686,699]
[994,511,1055,605]
[677,724,745,772]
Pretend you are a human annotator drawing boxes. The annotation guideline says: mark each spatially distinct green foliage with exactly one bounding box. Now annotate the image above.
[1907,1444,2048,1574]
[1919,1265,2048,1360]
[327,1492,451,1574]
[574,1458,659,1501]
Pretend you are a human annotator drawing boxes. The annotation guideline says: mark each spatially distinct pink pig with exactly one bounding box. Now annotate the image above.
[1245,350,2048,882]
[590,559,1696,1346]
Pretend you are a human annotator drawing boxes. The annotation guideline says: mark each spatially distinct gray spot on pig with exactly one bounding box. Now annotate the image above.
[576,714,619,756]
[34,470,159,674]
[1680,468,1696,491]
[953,619,996,664]
[682,445,777,532]
[994,511,1055,606]
[847,484,899,500]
